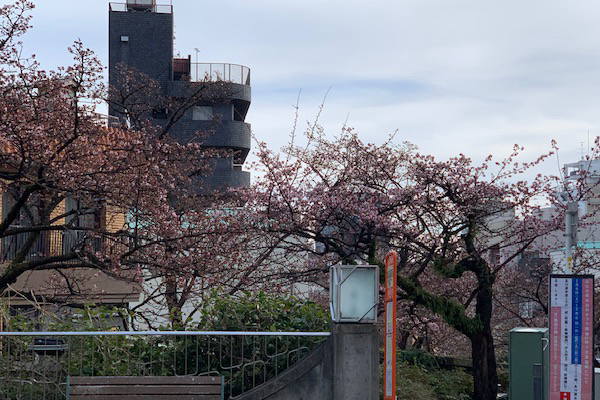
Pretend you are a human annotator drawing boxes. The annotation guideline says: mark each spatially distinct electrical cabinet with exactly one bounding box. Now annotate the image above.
[509,328,549,400]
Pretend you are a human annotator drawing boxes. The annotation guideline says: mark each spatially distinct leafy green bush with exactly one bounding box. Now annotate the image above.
[399,349,441,369]
[194,290,330,332]
[397,363,438,400]
[396,361,473,400]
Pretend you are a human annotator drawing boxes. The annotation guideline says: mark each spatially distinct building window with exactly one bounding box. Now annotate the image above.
[192,106,213,121]
[152,107,168,120]
[65,197,105,229]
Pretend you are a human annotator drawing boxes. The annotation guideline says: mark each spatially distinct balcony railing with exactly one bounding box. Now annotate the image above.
[91,113,121,128]
[0,231,105,264]
[174,63,251,86]
[109,1,173,14]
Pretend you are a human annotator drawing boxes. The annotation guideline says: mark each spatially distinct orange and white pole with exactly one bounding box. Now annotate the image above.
[384,251,398,400]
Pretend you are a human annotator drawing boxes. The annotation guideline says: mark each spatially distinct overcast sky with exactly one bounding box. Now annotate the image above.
[9,0,600,175]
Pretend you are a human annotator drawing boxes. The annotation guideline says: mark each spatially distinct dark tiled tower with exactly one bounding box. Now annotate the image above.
[108,0,251,189]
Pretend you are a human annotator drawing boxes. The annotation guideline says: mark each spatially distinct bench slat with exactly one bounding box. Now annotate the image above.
[71,385,221,395]
[69,376,221,385]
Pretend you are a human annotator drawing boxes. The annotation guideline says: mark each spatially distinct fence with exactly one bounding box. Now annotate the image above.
[187,63,251,86]
[109,2,173,14]
[0,331,329,400]
[0,231,106,264]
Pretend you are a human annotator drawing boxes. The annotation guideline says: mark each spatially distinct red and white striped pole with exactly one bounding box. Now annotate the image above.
[384,251,398,400]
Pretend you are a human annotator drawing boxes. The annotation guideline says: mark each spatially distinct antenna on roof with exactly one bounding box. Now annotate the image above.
[588,129,591,159]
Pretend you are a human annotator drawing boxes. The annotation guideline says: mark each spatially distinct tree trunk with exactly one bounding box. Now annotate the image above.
[470,328,498,400]
[164,275,183,329]
[470,258,498,400]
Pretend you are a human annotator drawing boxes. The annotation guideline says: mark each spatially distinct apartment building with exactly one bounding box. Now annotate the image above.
[108,0,252,190]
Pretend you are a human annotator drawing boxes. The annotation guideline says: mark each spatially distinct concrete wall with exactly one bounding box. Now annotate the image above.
[331,324,379,400]
[236,339,333,400]
[108,9,174,88]
[236,324,379,400]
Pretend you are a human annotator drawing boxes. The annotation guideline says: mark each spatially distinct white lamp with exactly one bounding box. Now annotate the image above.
[330,265,379,323]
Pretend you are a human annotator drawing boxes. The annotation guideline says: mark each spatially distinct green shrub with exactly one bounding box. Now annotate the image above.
[194,290,329,332]
[397,363,437,400]
[396,360,473,400]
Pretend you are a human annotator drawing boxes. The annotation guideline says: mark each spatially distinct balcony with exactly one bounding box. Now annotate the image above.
[173,61,251,86]
[91,113,121,128]
[172,120,251,154]
[0,230,114,264]
[201,170,251,190]
[109,1,173,14]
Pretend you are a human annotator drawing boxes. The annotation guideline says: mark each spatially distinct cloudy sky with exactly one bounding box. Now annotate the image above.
[10,0,600,175]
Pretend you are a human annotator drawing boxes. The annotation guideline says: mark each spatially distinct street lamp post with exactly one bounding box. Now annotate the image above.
[329,264,380,400]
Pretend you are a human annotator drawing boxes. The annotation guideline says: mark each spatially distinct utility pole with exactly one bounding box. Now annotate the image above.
[562,164,579,273]
[564,201,578,273]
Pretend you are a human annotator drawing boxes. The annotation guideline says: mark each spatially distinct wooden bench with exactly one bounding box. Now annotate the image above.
[67,376,224,400]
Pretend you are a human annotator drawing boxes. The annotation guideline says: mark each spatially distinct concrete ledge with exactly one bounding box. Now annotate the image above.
[200,170,251,190]
[172,120,251,153]
[234,324,379,400]
[168,81,251,103]
[235,339,333,400]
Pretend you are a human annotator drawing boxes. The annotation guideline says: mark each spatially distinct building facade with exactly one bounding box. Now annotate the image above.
[108,0,252,190]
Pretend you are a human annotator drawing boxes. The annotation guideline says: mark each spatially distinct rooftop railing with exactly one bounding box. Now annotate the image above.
[0,331,328,399]
[109,1,173,14]
[91,113,121,128]
[175,63,251,86]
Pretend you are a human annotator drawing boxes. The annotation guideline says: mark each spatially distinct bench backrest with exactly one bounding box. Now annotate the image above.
[67,376,223,400]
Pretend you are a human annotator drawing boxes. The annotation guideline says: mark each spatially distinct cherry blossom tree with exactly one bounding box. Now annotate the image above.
[0,0,249,326]
[243,123,568,400]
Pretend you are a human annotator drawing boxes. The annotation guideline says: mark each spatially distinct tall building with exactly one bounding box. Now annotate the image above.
[108,0,252,190]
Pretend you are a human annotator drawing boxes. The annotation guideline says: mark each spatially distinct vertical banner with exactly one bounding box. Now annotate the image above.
[549,275,594,400]
[384,251,398,400]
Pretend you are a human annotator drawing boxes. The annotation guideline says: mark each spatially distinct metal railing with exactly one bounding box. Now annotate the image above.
[109,2,173,14]
[180,63,251,86]
[91,113,121,128]
[0,231,108,264]
[0,331,329,399]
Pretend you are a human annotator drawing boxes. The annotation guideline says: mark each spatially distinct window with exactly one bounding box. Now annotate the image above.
[65,197,105,229]
[152,107,168,120]
[64,197,105,253]
[2,188,31,225]
[192,106,213,121]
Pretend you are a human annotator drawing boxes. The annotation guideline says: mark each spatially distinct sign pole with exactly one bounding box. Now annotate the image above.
[384,251,398,400]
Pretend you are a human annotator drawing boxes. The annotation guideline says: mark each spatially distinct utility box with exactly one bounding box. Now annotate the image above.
[509,328,549,400]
